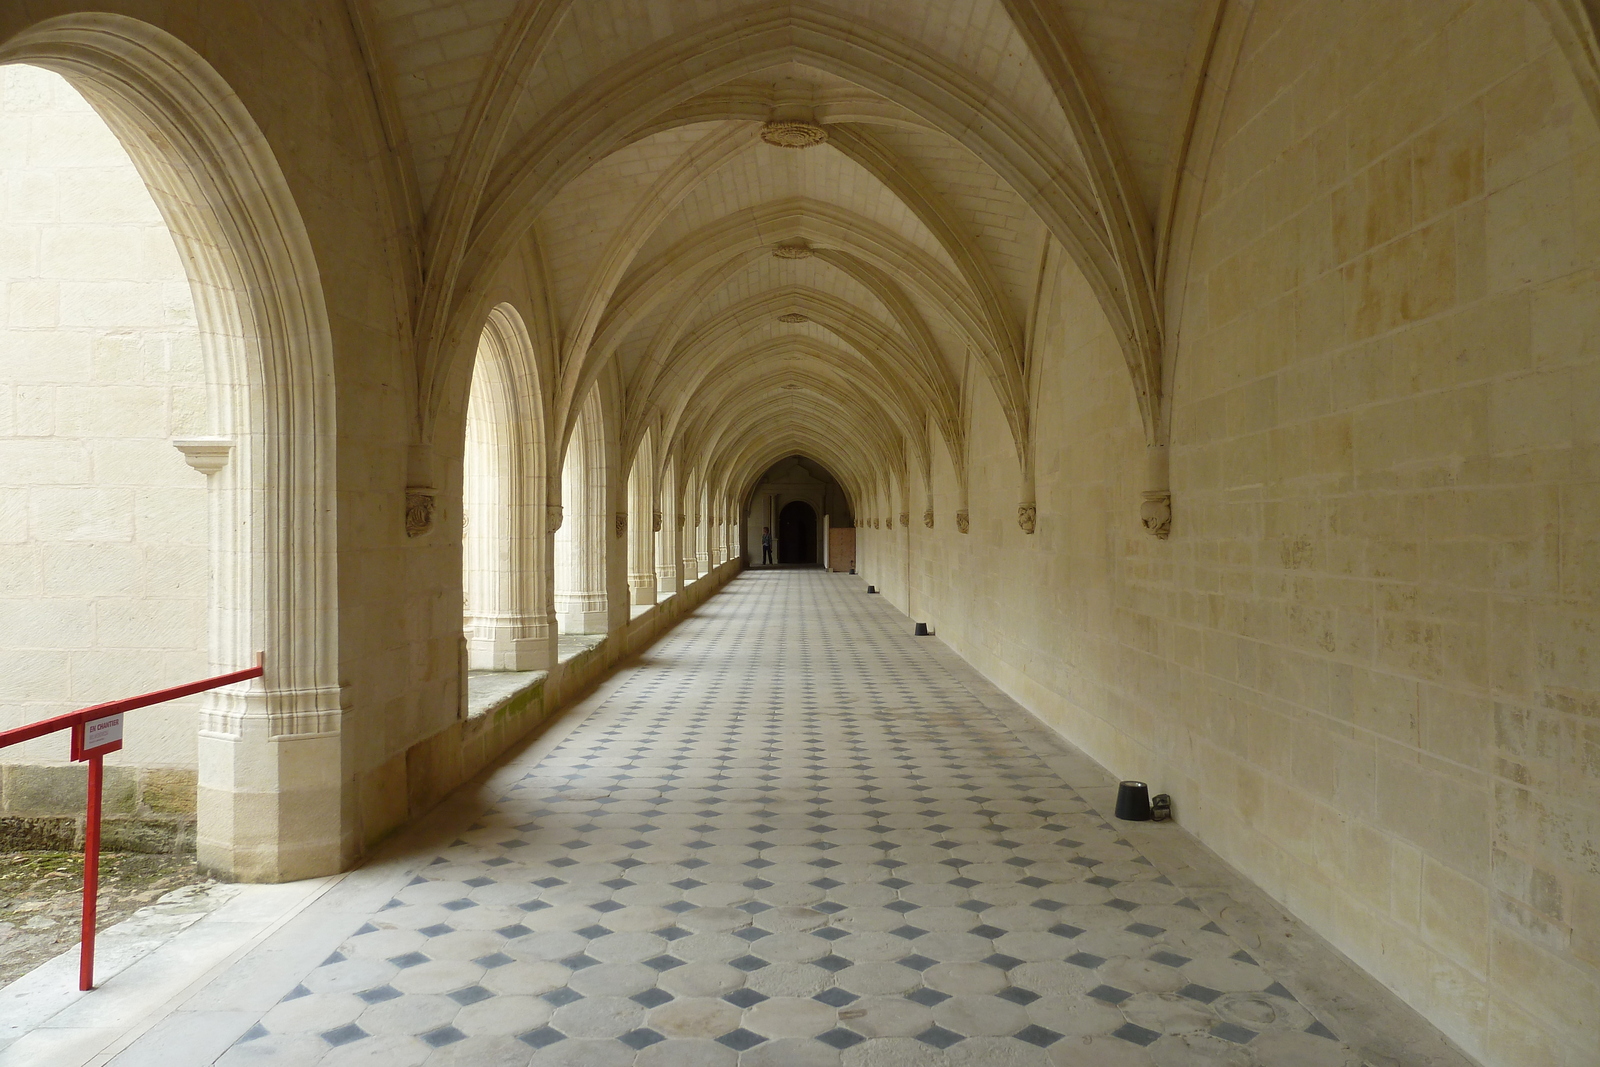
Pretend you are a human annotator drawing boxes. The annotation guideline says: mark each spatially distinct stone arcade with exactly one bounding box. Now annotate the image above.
[0,3,1596,1066]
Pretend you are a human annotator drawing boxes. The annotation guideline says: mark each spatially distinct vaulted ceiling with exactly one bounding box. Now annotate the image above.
[351,0,1221,507]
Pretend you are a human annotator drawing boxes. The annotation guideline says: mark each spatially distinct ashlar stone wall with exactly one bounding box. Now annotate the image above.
[0,64,206,840]
[867,2,1600,1064]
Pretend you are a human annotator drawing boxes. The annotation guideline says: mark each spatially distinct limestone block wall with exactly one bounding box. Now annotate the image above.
[874,2,1600,1064]
[0,66,206,815]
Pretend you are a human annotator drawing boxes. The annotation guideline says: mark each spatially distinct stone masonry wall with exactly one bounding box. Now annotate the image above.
[0,65,207,839]
[873,2,1600,1064]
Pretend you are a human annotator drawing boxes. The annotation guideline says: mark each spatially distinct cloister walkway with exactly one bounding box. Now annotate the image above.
[3,570,1463,1067]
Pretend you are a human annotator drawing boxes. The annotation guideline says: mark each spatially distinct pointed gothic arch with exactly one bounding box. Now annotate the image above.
[0,14,339,880]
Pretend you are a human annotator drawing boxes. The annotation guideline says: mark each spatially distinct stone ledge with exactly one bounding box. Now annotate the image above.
[557,632,606,664]
[464,669,546,723]
[381,557,745,854]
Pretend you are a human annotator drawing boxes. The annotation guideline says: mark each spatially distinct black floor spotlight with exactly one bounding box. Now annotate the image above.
[866,585,878,593]
[914,622,929,636]
[1115,780,1153,821]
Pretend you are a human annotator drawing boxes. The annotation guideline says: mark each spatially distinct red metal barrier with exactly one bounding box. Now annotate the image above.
[0,654,264,990]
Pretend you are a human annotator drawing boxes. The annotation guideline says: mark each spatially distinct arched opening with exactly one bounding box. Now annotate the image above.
[0,63,207,848]
[0,16,339,881]
[778,500,819,565]
[461,308,547,671]
[463,330,507,663]
[554,389,607,633]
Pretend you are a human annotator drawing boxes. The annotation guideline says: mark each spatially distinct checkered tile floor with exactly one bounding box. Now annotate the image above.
[220,570,1358,1065]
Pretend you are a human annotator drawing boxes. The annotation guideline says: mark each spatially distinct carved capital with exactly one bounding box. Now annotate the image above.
[899,512,910,529]
[545,503,563,533]
[405,486,437,538]
[652,509,663,532]
[955,509,970,535]
[678,513,686,528]
[873,517,880,529]
[615,512,627,538]
[1140,490,1172,539]
[923,508,934,529]
[1017,503,1037,534]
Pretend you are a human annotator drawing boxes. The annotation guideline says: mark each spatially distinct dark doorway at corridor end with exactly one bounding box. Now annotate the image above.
[744,455,854,570]
[778,500,818,564]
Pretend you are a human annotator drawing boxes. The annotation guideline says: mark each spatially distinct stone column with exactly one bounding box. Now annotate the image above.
[194,440,345,882]
[195,422,347,882]
[693,481,711,574]
[681,471,702,581]
[554,422,608,633]
[656,461,681,595]
[696,507,711,576]
[627,461,657,607]
[681,513,698,581]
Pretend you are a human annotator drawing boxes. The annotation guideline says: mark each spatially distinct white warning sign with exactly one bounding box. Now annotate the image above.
[82,713,123,754]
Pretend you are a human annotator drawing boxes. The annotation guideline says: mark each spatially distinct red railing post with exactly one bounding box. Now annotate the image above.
[80,752,103,991]
[0,654,263,995]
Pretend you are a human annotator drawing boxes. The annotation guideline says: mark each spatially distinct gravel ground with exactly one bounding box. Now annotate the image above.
[0,851,208,989]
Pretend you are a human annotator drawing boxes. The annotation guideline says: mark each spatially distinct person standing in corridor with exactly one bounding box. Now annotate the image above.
[761,527,773,565]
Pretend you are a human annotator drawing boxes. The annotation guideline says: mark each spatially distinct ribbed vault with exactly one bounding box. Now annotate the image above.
[350,0,1225,533]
